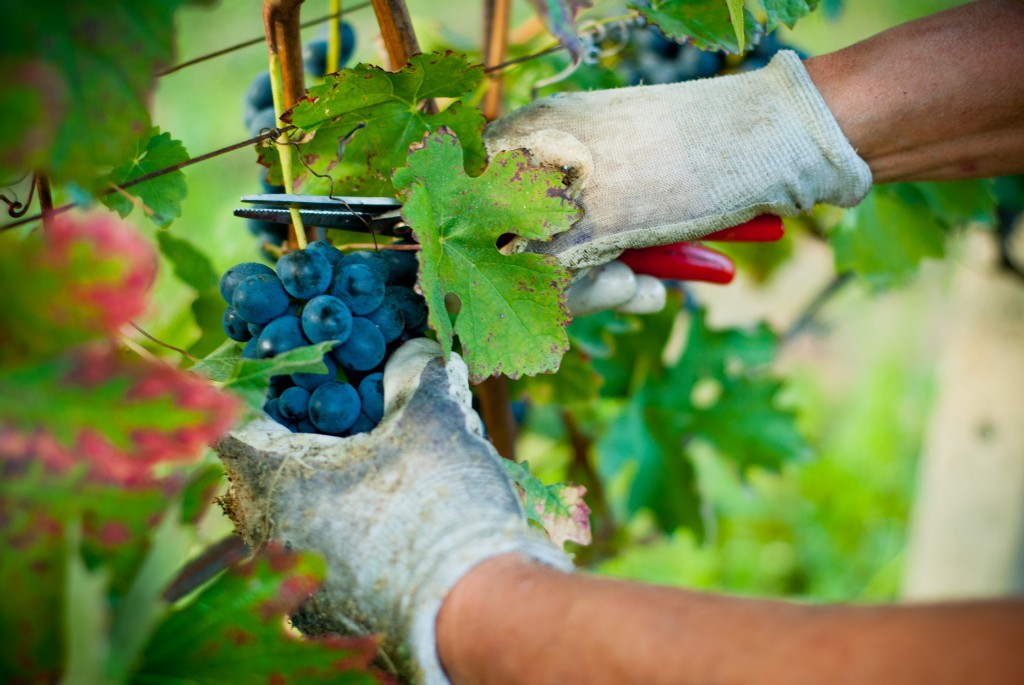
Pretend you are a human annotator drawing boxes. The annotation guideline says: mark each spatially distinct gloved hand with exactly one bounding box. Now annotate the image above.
[485,50,872,273]
[214,339,572,684]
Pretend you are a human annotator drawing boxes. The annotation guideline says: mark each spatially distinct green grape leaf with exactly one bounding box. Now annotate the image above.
[393,129,580,380]
[0,345,240,486]
[101,129,190,228]
[155,231,224,357]
[192,339,243,383]
[830,184,946,288]
[726,0,747,52]
[0,0,196,185]
[503,461,592,550]
[136,542,383,684]
[0,211,157,368]
[512,345,603,406]
[759,0,819,31]
[226,342,337,408]
[272,52,487,197]
[910,179,996,227]
[600,394,706,536]
[596,308,806,536]
[632,0,759,53]
[523,0,594,61]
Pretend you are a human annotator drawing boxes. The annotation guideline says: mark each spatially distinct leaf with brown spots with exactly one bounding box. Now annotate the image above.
[265,51,487,198]
[393,128,581,381]
[135,542,384,684]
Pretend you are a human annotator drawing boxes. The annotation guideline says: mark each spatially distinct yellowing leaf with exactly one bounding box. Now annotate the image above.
[393,129,580,381]
[503,461,592,550]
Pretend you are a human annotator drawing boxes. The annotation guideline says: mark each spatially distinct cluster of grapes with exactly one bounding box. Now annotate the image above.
[241,20,356,256]
[220,240,427,437]
[619,27,805,86]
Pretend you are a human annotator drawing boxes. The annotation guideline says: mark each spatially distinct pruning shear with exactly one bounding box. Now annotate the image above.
[235,194,785,284]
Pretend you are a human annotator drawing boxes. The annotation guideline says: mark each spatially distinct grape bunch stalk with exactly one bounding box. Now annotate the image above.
[220,240,428,437]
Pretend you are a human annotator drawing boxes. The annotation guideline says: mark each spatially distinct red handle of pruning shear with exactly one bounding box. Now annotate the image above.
[619,215,784,284]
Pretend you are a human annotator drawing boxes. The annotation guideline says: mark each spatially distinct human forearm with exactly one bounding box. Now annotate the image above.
[437,554,1024,685]
[804,0,1024,183]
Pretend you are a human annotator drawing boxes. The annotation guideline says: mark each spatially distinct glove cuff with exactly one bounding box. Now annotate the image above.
[410,531,573,684]
[765,50,873,208]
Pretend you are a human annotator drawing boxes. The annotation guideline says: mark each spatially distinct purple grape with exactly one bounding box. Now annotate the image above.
[257,315,309,358]
[279,386,311,421]
[358,372,384,422]
[330,263,386,315]
[222,307,252,342]
[309,381,361,434]
[277,249,332,299]
[332,317,385,371]
[301,294,353,344]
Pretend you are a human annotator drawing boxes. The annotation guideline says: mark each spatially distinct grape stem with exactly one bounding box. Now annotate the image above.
[327,0,342,75]
[264,0,308,250]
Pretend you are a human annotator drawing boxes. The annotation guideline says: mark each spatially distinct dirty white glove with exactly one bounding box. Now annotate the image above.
[214,339,572,684]
[485,50,872,271]
[566,260,666,315]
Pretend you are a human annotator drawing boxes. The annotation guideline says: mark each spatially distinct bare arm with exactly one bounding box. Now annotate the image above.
[437,554,1024,685]
[805,0,1024,183]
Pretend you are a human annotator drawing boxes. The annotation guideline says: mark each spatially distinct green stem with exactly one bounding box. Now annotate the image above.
[268,51,307,249]
[327,0,342,74]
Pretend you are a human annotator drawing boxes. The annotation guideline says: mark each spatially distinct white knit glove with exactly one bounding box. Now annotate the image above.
[214,339,572,684]
[485,50,872,271]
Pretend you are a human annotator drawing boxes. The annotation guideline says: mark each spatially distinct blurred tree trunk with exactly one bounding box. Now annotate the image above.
[903,230,1024,599]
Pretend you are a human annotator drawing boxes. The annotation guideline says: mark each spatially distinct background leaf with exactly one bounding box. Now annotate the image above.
[0,0,195,185]
[102,129,190,228]
[760,0,819,31]
[393,129,579,380]
[135,543,383,685]
[523,0,594,61]
[632,0,759,53]
[156,231,225,357]
[0,212,158,367]
[0,345,239,486]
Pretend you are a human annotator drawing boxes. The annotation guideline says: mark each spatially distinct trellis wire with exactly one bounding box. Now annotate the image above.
[1,17,631,233]
[157,2,373,77]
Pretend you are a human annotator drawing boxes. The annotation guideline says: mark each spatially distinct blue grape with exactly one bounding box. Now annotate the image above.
[307,240,345,274]
[277,249,332,299]
[248,321,266,338]
[243,72,274,130]
[247,218,288,245]
[330,263,386,315]
[220,262,275,303]
[381,243,419,285]
[233,273,290,324]
[301,294,353,344]
[347,412,376,436]
[257,315,309,358]
[342,250,390,283]
[358,372,384,422]
[304,21,356,78]
[295,417,317,434]
[387,285,427,330]
[260,171,284,194]
[308,381,361,434]
[263,397,285,424]
[292,353,338,391]
[332,317,385,371]
[248,106,278,137]
[222,307,253,342]
[279,386,311,421]
[242,336,261,359]
[364,299,404,343]
[267,375,294,399]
